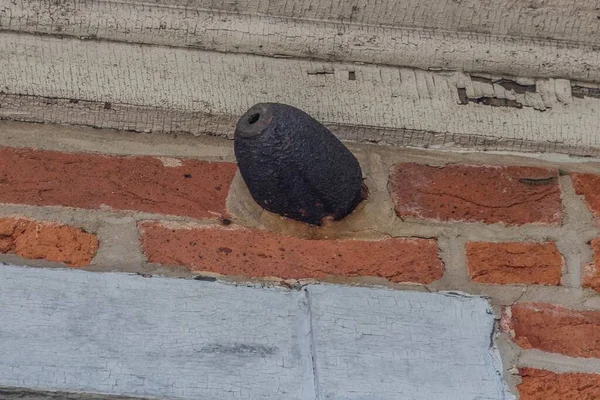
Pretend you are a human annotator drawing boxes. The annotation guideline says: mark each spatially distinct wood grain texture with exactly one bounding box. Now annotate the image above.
[69,0,600,43]
[4,0,600,44]
[1,0,599,81]
[308,285,515,399]
[1,32,599,156]
[0,265,513,399]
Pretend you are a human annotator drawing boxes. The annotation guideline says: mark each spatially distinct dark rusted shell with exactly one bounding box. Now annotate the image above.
[234,103,363,225]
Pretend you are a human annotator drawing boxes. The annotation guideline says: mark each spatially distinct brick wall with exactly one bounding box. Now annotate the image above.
[2,123,600,398]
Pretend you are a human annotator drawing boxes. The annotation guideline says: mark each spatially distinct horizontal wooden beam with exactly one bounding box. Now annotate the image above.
[7,0,600,44]
[1,32,599,155]
[1,0,599,81]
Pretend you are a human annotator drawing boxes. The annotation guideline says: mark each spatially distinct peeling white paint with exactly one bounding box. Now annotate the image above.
[1,0,599,81]
[0,32,599,155]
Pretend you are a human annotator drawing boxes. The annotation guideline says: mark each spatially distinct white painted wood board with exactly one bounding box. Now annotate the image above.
[5,0,599,44]
[308,285,515,400]
[2,0,599,82]
[0,265,513,399]
[89,0,600,44]
[1,32,599,156]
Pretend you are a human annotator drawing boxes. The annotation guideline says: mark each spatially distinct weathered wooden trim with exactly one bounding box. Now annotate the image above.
[1,32,599,156]
[5,0,600,44]
[3,93,600,157]
[1,0,599,81]
[122,0,600,44]
[0,265,512,399]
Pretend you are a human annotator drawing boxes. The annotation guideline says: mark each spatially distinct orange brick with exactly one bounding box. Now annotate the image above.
[467,242,563,285]
[0,217,98,267]
[139,223,444,283]
[390,163,562,225]
[572,173,600,220]
[519,368,600,400]
[0,147,237,219]
[583,238,600,293]
[502,303,600,358]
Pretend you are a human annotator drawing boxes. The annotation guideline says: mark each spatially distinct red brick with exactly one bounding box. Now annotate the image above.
[572,173,600,220]
[0,147,237,219]
[140,222,444,283]
[502,303,600,358]
[518,368,600,400]
[583,238,600,293]
[390,163,562,225]
[467,242,563,285]
[0,217,98,267]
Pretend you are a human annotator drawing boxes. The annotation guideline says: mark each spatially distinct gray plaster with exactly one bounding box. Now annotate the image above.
[518,349,600,375]
[0,265,514,399]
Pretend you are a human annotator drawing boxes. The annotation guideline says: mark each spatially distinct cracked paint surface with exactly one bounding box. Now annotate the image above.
[0,265,513,399]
